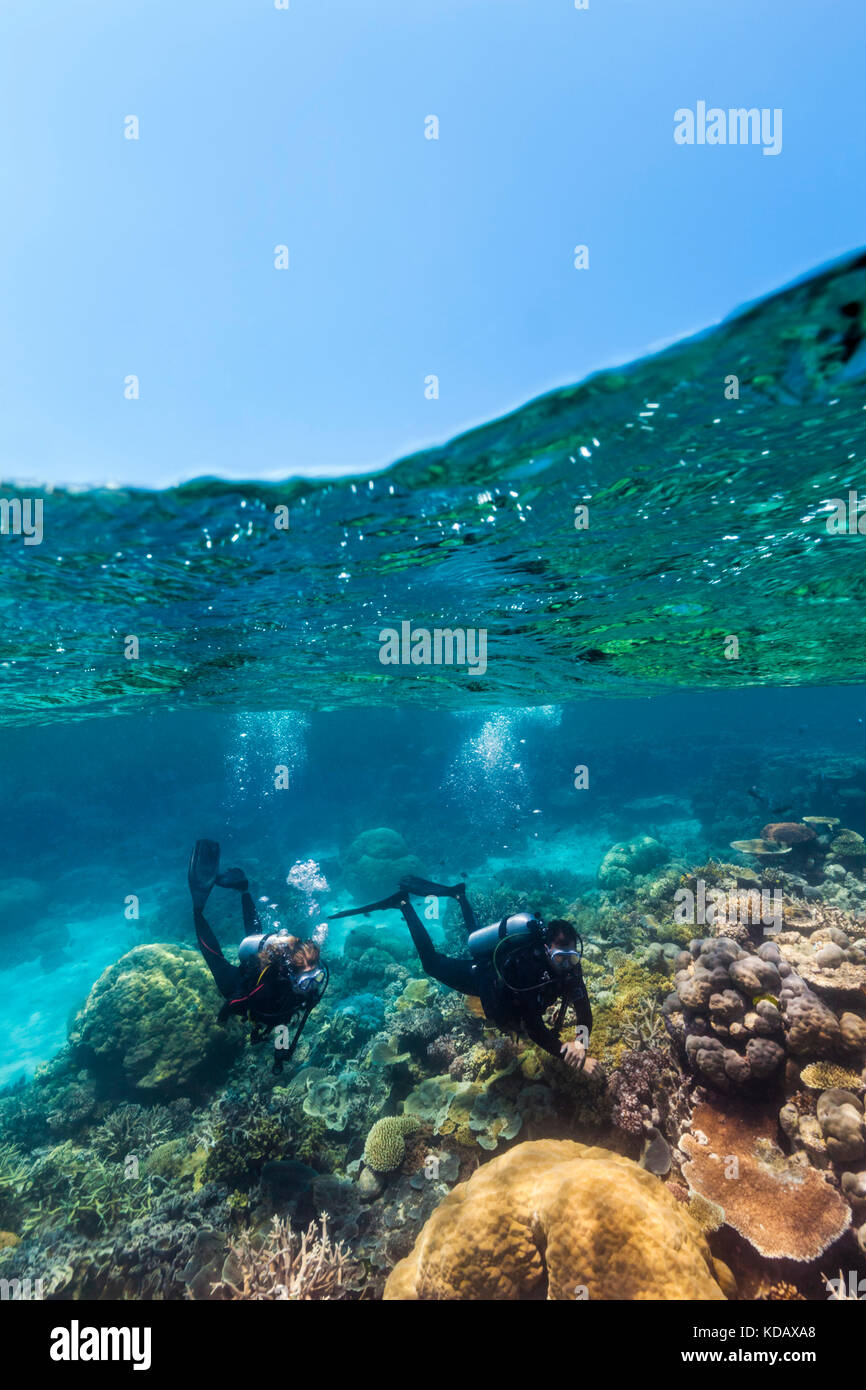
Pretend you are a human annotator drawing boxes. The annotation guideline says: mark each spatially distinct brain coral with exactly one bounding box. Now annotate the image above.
[69,944,244,1096]
[363,1116,420,1173]
[384,1139,733,1301]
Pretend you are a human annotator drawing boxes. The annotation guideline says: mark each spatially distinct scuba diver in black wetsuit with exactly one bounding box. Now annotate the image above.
[331,876,596,1074]
[189,840,329,1074]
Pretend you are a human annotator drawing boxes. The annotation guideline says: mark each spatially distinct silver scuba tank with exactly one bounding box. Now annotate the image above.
[467,911,544,959]
[238,932,267,965]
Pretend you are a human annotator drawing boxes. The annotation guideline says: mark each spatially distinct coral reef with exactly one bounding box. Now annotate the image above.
[5,808,865,1306]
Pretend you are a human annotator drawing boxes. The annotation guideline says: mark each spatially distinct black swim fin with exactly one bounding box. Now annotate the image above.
[329,891,406,920]
[189,839,220,911]
[399,875,465,898]
[216,868,248,892]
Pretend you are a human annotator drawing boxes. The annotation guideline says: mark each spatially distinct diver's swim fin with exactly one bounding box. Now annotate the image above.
[329,891,406,920]
[399,875,465,898]
[188,839,220,911]
[216,868,248,892]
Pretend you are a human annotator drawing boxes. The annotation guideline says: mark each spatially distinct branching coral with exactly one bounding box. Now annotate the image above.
[21,1141,158,1237]
[215,1216,360,1300]
[90,1103,174,1162]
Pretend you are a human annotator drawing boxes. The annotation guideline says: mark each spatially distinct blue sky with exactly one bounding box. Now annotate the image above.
[1,0,864,488]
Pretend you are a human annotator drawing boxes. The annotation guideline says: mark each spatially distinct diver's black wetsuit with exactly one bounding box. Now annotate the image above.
[399,892,592,1061]
[194,891,301,1029]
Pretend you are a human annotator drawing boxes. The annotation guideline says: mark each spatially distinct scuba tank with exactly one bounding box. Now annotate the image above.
[467,912,544,959]
[238,932,267,965]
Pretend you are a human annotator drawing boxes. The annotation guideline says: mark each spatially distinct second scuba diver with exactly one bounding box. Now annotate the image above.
[189,839,329,1073]
[332,876,597,1074]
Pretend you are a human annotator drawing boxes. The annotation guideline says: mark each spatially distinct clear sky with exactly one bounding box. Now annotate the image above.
[1,0,864,488]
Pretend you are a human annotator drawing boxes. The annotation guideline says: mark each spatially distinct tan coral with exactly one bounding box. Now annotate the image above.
[681,1102,851,1261]
[384,1139,732,1301]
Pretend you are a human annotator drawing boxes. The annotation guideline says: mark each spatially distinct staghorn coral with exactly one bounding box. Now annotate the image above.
[680,1101,851,1261]
[756,1281,807,1301]
[20,1140,158,1237]
[363,1116,420,1173]
[213,1216,360,1300]
[385,1139,733,1301]
[90,1102,174,1162]
[621,996,669,1051]
[0,1142,29,1230]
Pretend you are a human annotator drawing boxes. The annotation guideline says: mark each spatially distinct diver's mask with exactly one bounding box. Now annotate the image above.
[548,947,581,974]
[293,963,329,1001]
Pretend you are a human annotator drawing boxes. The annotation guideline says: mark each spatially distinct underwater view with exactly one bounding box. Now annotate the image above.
[3,0,866,1351]
[2,248,866,1313]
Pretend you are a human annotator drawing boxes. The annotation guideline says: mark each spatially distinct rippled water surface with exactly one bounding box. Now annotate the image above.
[3,251,866,724]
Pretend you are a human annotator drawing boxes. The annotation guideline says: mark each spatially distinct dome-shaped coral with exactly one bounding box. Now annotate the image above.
[598,835,666,889]
[384,1139,733,1300]
[343,827,423,899]
[69,944,244,1096]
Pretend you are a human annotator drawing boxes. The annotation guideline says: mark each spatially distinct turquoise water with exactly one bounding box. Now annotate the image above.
[1,252,866,1301]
